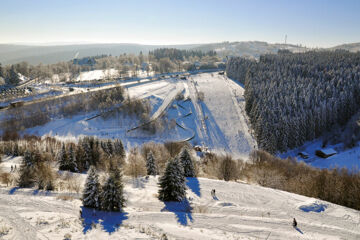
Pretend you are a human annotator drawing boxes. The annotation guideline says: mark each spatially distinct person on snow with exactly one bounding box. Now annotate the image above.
[293,218,297,227]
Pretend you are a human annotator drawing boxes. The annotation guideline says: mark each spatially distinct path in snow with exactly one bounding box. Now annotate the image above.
[0,173,359,239]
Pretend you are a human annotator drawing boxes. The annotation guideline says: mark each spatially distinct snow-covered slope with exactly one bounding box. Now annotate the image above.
[189,73,256,159]
[22,73,255,158]
[0,170,358,239]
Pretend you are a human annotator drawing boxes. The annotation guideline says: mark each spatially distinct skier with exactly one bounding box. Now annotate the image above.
[211,189,216,198]
[10,165,13,172]
[293,218,297,228]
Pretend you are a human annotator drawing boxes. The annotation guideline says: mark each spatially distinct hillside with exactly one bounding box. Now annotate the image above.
[11,72,254,159]
[0,156,359,239]
[0,43,200,65]
[192,41,308,58]
[330,42,360,52]
[0,41,309,65]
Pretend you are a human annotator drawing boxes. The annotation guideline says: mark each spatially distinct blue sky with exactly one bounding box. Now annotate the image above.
[0,0,359,47]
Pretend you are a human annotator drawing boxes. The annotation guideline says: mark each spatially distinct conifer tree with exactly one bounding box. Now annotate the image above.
[83,166,101,209]
[67,144,78,172]
[8,65,20,85]
[158,158,186,202]
[106,139,113,156]
[58,144,68,171]
[0,63,3,78]
[113,139,125,159]
[178,148,195,177]
[101,168,125,211]
[146,151,157,176]
[13,142,19,157]
[18,150,35,187]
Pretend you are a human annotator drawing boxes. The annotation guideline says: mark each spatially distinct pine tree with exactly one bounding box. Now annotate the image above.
[178,148,195,177]
[67,144,78,172]
[18,150,35,187]
[82,139,92,170]
[13,142,19,156]
[8,65,20,85]
[146,151,157,176]
[113,139,125,159]
[0,63,3,78]
[82,166,101,209]
[158,158,186,202]
[101,168,125,211]
[58,144,68,171]
[106,139,113,156]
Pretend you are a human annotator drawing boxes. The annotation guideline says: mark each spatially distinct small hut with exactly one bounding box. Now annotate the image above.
[315,148,337,158]
[297,152,309,159]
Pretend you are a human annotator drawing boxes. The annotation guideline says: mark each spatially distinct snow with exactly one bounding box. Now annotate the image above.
[20,72,255,159]
[76,69,118,82]
[190,73,256,159]
[280,140,360,171]
[75,69,153,82]
[0,157,359,240]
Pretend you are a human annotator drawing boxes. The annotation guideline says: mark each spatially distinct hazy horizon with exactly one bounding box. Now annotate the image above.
[1,0,360,48]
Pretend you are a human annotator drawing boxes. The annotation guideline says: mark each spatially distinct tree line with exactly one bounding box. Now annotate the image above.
[226,50,360,153]
[0,48,221,86]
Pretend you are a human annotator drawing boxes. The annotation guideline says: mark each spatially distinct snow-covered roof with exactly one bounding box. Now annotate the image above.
[318,148,337,155]
[298,151,309,156]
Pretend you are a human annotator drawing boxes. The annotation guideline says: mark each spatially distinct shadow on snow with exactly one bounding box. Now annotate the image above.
[186,177,201,197]
[9,187,19,194]
[295,226,304,234]
[81,207,128,234]
[161,199,193,226]
[299,203,327,213]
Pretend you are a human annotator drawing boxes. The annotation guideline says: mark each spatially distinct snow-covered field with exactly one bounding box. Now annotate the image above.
[76,69,152,82]
[280,140,360,170]
[0,157,359,239]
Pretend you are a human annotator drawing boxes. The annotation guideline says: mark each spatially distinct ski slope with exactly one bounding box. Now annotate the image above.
[0,169,358,240]
[22,72,255,158]
[189,73,256,159]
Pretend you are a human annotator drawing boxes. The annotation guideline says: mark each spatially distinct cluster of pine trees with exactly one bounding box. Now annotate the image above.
[82,147,196,212]
[58,137,125,173]
[158,147,196,201]
[226,50,360,153]
[149,48,216,61]
[0,63,21,86]
[83,166,125,212]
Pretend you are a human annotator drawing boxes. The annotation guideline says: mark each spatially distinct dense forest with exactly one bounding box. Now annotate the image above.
[226,50,360,153]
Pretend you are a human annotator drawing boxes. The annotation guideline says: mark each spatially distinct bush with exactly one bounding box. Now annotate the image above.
[125,148,146,178]
[243,150,360,211]
[218,154,241,181]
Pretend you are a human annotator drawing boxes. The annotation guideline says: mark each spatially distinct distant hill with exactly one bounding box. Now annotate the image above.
[330,42,360,52]
[1,41,359,65]
[0,43,200,65]
[192,41,309,58]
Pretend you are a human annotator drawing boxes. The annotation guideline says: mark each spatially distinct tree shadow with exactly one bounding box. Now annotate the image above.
[32,189,39,195]
[81,207,128,234]
[161,199,193,226]
[9,187,19,195]
[295,227,303,234]
[186,177,201,197]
